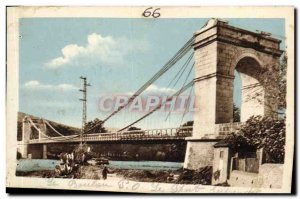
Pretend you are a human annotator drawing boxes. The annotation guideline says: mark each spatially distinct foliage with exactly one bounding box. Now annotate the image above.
[127,126,141,131]
[181,121,194,127]
[84,118,107,134]
[224,116,285,163]
[73,143,93,164]
[233,104,240,122]
[246,53,287,114]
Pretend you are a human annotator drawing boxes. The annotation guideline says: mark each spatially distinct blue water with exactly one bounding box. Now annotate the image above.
[16,159,60,172]
[16,159,183,172]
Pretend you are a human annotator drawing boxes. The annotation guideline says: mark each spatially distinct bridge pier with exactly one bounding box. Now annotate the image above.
[43,144,47,159]
[184,139,218,170]
[19,117,31,158]
[17,142,28,159]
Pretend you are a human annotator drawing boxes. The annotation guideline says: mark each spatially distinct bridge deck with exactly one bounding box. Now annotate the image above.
[23,122,242,144]
[27,127,193,144]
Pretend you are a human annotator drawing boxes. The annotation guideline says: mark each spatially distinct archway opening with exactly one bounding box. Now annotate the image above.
[234,56,264,122]
[233,70,241,122]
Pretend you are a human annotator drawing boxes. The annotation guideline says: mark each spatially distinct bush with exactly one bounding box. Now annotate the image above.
[224,116,285,163]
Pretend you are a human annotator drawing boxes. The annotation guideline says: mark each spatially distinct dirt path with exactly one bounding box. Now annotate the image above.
[80,165,122,181]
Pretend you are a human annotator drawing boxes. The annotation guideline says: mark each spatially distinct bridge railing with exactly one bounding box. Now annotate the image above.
[28,126,193,143]
[28,123,245,143]
[214,122,243,138]
[82,126,193,141]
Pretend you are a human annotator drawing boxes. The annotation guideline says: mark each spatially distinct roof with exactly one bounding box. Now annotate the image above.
[214,139,230,148]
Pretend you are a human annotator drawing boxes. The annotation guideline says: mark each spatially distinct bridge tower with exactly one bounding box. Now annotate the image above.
[17,117,31,158]
[17,116,48,159]
[184,19,282,170]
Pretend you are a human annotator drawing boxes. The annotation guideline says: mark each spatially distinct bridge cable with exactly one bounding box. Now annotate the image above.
[84,36,195,134]
[166,52,194,89]
[117,80,195,132]
[43,120,67,137]
[163,52,194,122]
[26,117,82,141]
[165,62,195,121]
[179,83,194,125]
[27,117,42,137]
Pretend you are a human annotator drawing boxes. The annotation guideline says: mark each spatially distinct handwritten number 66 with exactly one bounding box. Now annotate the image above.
[142,7,161,18]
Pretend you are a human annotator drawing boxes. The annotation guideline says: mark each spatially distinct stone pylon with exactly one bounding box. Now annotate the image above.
[184,18,282,170]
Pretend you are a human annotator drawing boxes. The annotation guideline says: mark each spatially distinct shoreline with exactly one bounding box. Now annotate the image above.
[16,165,213,185]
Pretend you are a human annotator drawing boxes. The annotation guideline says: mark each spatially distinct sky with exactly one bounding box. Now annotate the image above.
[19,18,285,129]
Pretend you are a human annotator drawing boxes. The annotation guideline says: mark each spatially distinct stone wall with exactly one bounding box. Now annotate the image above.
[228,164,283,188]
[184,140,217,170]
[212,147,231,185]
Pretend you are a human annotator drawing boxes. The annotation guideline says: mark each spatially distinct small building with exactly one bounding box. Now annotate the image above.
[212,140,283,188]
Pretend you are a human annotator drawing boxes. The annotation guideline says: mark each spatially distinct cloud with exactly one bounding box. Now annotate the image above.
[45,33,148,69]
[23,80,78,91]
[125,85,176,96]
[144,85,176,95]
[24,80,40,87]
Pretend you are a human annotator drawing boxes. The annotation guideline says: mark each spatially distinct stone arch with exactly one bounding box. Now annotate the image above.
[231,51,264,76]
[232,54,265,122]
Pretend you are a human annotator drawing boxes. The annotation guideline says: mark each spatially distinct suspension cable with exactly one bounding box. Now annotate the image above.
[85,36,195,134]
[27,117,41,134]
[180,83,194,125]
[26,116,80,141]
[165,62,195,121]
[117,80,195,132]
[166,52,194,89]
[43,120,67,137]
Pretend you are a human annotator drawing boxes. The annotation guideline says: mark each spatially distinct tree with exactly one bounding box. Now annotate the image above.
[181,121,194,127]
[127,126,141,131]
[233,104,240,122]
[245,53,287,115]
[84,118,107,134]
[224,115,285,163]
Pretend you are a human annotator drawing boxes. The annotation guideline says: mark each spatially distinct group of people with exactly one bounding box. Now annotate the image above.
[54,152,80,177]
[54,151,110,180]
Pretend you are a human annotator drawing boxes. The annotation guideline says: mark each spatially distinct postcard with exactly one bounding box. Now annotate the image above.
[6,6,294,193]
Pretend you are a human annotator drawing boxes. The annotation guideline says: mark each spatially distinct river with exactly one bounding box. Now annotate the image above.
[16,159,183,172]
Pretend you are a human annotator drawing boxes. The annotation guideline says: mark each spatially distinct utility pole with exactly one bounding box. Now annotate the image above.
[79,76,91,146]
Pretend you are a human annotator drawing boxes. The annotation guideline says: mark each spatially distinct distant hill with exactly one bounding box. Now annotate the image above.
[17,112,81,140]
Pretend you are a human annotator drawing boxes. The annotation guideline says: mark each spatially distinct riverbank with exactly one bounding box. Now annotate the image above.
[16,165,213,185]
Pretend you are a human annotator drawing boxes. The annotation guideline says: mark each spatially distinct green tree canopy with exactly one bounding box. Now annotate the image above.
[84,118,107,134]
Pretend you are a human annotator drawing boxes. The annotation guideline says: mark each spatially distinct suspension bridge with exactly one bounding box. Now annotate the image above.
[18,19,282,175]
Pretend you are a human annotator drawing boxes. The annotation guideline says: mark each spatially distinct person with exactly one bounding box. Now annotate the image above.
[102,166,108,180]
[82,153,85,164]
[54,165,62,177]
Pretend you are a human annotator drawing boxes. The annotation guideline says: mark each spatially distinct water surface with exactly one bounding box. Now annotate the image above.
[16,159,183,172]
